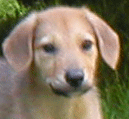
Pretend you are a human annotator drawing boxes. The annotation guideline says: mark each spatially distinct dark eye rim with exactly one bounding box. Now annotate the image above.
[42,43,57,54]
[81,40,93,50]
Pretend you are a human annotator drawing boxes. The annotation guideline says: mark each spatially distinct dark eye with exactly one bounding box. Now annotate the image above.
[42,43,57,54]
[81,40,92,50]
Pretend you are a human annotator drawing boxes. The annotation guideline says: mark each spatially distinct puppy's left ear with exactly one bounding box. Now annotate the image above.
[2,13,37,71]
[83,8,120,70]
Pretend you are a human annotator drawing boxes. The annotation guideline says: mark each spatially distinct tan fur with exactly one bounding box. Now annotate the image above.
[0,6,120,119]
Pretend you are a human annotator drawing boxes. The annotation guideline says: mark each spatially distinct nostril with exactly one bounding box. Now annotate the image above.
[65,69,84,87]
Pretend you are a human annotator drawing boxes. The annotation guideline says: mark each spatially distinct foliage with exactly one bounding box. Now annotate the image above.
[0,0,28,20]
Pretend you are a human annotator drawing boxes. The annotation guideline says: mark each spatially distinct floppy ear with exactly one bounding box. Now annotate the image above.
[84,8,120,69]
[2,13,37,71]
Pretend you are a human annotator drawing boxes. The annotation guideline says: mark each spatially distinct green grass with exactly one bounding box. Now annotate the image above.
[101,72,129,119]
[0,0,129,118]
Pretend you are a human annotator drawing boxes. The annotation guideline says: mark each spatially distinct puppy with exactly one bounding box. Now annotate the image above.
[0,6,120,119]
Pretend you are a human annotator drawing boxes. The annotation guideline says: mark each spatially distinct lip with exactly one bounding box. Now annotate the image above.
[50,84,71,97]
[50,83,92,97]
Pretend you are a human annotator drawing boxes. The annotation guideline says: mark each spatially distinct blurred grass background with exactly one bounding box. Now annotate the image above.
[0,0,129,118]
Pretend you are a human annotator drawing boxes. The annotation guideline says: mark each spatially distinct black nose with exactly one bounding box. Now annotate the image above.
[65,69,84,87]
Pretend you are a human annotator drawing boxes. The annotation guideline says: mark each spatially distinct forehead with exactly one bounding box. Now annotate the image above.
[36,7,95,42]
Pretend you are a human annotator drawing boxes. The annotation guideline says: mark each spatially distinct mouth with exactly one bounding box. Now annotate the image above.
[50,83,92,97]
[50,84,71,97]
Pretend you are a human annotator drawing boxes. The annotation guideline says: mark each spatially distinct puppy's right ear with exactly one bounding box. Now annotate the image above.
[2,13,37,72]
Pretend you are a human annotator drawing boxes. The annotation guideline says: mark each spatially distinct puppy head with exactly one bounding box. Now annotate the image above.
[2,7,120,97]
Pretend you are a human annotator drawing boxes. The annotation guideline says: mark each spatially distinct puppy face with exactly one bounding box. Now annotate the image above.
[34,9,98,96]
[3,7,120,97]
